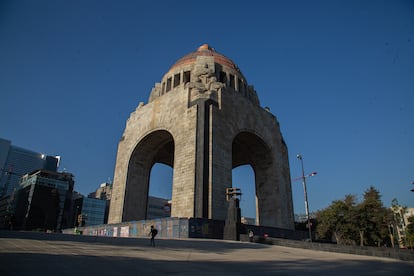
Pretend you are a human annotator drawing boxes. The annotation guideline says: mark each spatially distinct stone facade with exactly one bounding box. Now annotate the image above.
[108,44,294,229]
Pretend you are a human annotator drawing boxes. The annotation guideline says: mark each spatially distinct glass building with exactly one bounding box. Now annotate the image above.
[74,197,106,227]
[88,182,112,223]
[147,196,171,219]
[13,170,74,231]
[0,138,59,197]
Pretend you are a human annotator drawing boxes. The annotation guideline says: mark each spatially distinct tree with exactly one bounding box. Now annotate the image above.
[315,186,390,247]
[384,206,397,248]
[390,198,407,248]
[316,194,358,245]
[354,186,389,246]
[406,216,414,248]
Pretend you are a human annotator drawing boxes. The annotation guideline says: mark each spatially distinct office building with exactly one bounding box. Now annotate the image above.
[88,182,112,200]
[73,196,106,227]
[0,193,15,229]
[13,170,74,231]
[147,196,171,219]
[0,138,59,196]
[88,182,112,223]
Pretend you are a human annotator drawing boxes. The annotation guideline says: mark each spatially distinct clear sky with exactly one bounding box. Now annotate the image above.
[1,0,413,219]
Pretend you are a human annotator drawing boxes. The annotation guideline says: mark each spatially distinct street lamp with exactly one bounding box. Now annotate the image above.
[74,205,80,227]
[296,154,315,242]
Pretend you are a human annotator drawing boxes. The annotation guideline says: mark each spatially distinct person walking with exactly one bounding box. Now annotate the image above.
[249,230,254,242]
[149,225,158,247]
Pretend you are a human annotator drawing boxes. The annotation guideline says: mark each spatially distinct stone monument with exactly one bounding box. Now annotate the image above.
[108,44,294,229]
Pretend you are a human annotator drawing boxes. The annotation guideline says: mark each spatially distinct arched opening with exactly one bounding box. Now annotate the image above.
[123,130,174,222]
[148,163,173,219]
[232,131,272,226]
[232,165,255,223]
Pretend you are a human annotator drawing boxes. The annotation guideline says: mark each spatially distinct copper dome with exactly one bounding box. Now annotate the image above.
[169,44,240,72]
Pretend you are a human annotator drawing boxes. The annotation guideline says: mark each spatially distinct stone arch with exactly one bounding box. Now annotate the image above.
[109,45,294,229]
[232,131,273,225]
[122,130,174,221]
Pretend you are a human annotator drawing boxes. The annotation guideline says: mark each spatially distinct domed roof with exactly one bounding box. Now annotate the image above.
[169,44,240,73]
[147,43,259,106]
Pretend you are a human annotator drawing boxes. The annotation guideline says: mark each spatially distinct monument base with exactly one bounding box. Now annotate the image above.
[63,217,224,239]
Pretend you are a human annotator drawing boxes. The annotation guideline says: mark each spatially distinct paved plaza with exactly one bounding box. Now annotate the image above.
[1,231,413,275]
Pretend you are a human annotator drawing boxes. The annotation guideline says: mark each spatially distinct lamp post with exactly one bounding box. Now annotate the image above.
[296,154,314,242]
[74,205,80,227]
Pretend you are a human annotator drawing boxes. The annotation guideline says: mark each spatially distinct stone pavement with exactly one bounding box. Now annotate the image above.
[1,231,413,275]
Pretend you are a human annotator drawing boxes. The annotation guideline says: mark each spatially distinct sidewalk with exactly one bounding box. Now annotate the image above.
[1,231,413,275]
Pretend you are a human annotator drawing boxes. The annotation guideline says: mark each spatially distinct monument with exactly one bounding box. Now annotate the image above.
[108,44,294,229]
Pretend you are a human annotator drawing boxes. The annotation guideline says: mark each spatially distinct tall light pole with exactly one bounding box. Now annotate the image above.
[296,154,313,242]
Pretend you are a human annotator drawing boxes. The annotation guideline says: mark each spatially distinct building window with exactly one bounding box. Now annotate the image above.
[183,71,191,84]
[229,74,235,89]
[162,82,165,94]
[173,73,180,88]
[166,77,172,92]
[219,71,227,84]
[238,78,243,93]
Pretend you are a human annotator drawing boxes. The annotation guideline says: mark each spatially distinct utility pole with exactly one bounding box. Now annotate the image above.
[296,154,316,242]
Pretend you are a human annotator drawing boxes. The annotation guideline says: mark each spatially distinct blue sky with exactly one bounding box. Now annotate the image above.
[1,0,413,219]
